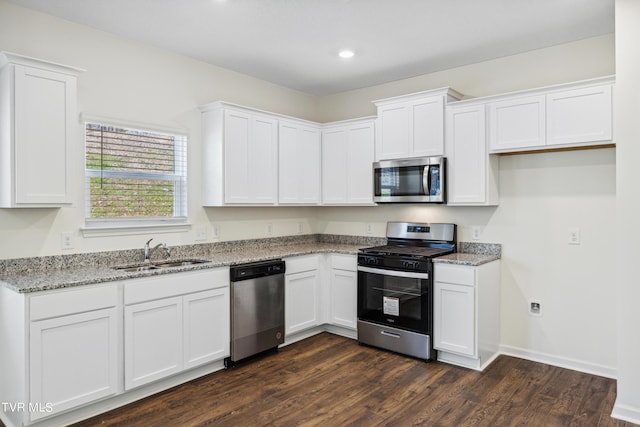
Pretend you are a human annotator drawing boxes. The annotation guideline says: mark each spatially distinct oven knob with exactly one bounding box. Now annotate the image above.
[403,260,419,269]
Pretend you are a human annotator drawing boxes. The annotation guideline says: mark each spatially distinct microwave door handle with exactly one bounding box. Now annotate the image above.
[423,166,431,198]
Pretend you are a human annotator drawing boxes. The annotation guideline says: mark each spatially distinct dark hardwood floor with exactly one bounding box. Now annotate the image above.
[70,332,631,427]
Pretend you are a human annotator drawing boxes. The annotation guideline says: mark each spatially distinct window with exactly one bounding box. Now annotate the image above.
[84,121,187,224]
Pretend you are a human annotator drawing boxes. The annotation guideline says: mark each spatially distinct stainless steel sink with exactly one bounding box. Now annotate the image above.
[153,259,209,268]
[113,264,160,272]
[113,259,209,272]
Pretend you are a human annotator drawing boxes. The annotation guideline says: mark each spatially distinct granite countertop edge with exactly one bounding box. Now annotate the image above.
[0,243,363,294]
[1,238,501,294]
[432,253,501,266]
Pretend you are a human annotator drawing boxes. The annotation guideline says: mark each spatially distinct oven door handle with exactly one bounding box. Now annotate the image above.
[357,266,429,280]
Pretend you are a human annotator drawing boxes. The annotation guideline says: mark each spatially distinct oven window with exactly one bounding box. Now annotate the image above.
[358,270,431,333]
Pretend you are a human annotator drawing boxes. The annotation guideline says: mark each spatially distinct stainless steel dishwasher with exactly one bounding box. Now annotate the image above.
[226,259,285,366]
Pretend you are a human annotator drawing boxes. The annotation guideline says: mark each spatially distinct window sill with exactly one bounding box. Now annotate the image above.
[80,220,192,238]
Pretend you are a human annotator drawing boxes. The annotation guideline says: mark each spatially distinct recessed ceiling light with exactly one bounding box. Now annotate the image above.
[338,50,355,59]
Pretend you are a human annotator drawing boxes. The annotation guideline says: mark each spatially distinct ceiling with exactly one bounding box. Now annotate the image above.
[7,0,614,96]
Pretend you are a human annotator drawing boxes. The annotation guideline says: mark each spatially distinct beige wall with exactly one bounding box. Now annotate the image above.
[317,34,615,122]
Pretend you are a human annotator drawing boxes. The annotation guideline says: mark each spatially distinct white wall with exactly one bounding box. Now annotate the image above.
[0,0,622,391]
[613,0,640,423]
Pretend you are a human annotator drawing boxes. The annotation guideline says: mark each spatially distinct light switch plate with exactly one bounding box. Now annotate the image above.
[568,227,581,245]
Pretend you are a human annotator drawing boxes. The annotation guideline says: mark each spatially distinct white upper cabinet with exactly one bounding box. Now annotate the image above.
[278,119,321,205]
[322,118,375,205]
[546,84,612,146]
[201,103,278,206]
[446,103,499,206]
[0,52,82,208]
[488,76,614,153]
[488,95,546,151]
[374,88,462,161]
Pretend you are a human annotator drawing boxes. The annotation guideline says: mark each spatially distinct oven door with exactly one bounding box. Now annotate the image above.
[357,265,432,334]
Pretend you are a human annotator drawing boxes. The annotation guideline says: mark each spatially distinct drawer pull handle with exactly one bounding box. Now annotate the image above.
[381,330,400,339]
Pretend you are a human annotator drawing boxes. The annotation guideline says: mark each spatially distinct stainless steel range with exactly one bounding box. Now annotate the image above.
[357,222,456,360]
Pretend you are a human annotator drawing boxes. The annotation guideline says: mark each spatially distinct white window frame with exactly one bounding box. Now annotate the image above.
[80,115,191,237]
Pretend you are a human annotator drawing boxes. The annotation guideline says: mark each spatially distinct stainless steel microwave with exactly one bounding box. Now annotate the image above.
[373,156,446,203]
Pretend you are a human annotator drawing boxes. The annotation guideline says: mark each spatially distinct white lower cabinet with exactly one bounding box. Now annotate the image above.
[27,285,119,422]
[284,255,321,336]
[183,288,230,369]
[125,297,183,390]
[123,269,230,390]
[434,261,500,371]
[329,254,357,330]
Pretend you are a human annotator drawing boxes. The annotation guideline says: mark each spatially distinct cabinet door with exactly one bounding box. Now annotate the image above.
[285,270,320,335]
[321,128,349,204]
[183,288,230,369]
[223,109,251,203]
[546,85,612,146]
[124,297,183,390]
[412,96,445,157]
[488,95,545,151]
[322,121,374,205]
[376,104,410,160]
[224,110,277,204]
[434,282,476,357]
[250,115,278,204]
[347,122,375,204]
[329,269,357,329]
[279,121,321,204]
[14,65,76,205]
[446,104,498,205]
[30,308,118,420]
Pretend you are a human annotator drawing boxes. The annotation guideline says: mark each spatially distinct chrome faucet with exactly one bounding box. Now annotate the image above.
[144,238,171,262]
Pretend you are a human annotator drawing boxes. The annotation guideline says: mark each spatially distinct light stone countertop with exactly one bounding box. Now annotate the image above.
[0,236,501,293]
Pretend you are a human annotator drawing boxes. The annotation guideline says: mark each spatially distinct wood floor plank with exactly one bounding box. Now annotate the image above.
[69,333,633,427]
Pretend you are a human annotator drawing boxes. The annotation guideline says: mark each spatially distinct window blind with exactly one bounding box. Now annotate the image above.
[85,122,187,219]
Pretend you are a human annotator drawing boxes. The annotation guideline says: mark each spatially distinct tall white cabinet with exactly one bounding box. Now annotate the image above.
[201,102,278,206]
[0,52,82,208]
[445,103,499,205]
[321,118,375,205]
[278,119,321,205]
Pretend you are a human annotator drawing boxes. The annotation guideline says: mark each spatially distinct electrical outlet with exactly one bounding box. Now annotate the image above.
[212,225,220,239]
[61,232,74,250]
[194,226,207,241]
[472,227,481,240]
[366,223,373,234]
[529,299,542,317]
[568,227,581,245]
[266,223,273,236]
[297,221,304,234]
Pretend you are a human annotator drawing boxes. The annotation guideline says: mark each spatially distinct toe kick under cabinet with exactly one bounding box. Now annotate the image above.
[433,260,501,371]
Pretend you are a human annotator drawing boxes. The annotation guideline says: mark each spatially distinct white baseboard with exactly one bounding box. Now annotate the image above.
[612,400,640,425]
[499,344,617,379]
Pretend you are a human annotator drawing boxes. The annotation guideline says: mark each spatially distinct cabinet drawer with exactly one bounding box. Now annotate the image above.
[331,254,356,271]
[30,284,118,321]
[124,268,228,305]
[285,255,319,274]
[434,264,476,286]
